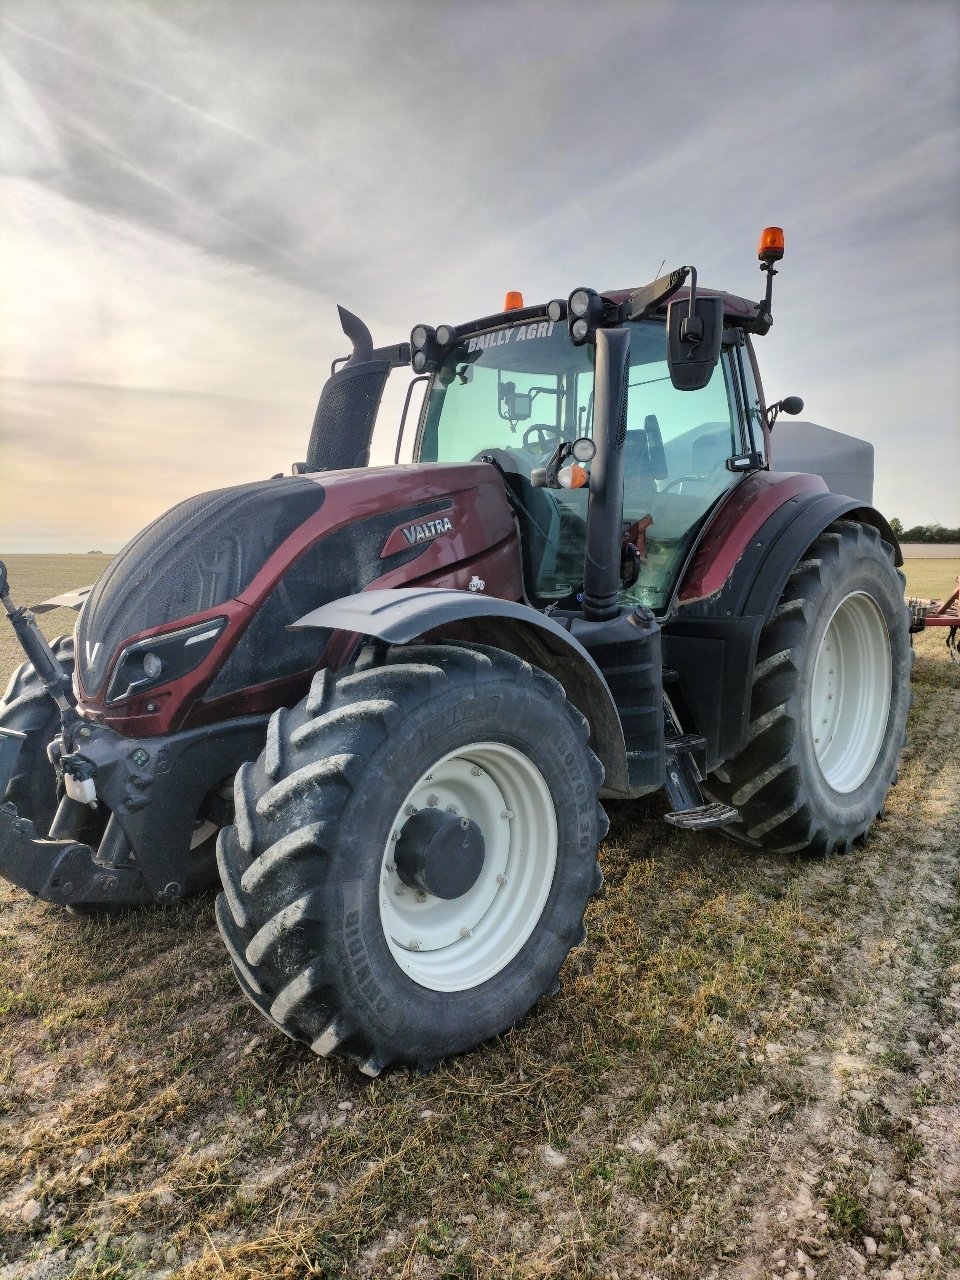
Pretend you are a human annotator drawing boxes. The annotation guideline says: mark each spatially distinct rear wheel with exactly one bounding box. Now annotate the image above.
[707,521,911,855]
[215,644,606,1075]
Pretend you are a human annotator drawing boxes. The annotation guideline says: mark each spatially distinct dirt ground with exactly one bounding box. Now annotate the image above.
[0,559,957,1279]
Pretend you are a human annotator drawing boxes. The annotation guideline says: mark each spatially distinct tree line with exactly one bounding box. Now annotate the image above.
[889,519,960,543]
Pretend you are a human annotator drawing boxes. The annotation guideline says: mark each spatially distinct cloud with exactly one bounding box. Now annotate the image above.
[0,0,957,549]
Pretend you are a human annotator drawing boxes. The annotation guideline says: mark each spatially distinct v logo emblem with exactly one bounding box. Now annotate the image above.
[85,640,102,666]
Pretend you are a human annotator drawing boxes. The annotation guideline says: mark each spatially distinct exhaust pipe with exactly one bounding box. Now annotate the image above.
[581,328,631,622]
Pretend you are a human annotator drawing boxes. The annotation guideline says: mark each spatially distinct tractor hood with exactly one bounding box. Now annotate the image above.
[76,477,328,699]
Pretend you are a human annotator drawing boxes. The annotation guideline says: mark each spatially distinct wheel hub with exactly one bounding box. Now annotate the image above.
[395,809,485,899]
[379,743,558,992]
[810,590,891,793]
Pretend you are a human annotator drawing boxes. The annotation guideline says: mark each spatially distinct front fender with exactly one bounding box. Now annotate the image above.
[291,588,630,794]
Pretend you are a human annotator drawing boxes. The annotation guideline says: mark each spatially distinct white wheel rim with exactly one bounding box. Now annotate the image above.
[809,590,891,793]
[379,742,557,992]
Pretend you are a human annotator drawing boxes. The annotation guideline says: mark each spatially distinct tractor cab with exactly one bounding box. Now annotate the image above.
[413,302,765,613]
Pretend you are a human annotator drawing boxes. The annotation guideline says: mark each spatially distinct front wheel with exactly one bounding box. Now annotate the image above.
[215,644,606,1075]
[707,520,912,855]
[0,638,75,835]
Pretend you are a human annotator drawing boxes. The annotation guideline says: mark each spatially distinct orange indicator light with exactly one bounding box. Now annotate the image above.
[558,463,589,490]
[503,291,524,311]
[758,226,785,263]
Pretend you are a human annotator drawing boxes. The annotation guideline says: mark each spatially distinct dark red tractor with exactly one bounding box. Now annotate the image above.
[0,230,911,1074]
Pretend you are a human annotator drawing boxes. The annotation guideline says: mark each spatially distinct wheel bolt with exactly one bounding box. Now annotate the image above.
[501,809,514,821]
[415,891,428,903]
[409,939,421,951]
[496,873,508,884]
[460,818,470,830]
[394,884,407,896]
[404,804,417,816]
[427,794,439,807]
[385,861,396,872]
[459,927,471,938]
[446,804,458,814]
[471,766,482,776]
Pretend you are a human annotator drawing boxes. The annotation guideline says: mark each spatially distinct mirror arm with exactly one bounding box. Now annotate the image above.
[681,266,703,343]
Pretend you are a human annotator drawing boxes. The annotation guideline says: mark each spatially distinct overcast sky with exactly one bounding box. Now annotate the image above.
[1,0,958,551]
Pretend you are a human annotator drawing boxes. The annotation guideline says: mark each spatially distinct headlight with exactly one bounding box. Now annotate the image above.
[106,618,227,703]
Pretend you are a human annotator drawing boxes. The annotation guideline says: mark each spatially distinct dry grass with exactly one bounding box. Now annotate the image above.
[0,559,957,1279]
[901,558,960,602]
[0,555,113,684]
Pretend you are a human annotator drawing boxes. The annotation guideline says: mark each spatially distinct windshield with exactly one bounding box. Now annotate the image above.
[416,317,740,611]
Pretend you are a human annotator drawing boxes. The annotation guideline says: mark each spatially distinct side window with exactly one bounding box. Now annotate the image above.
[620,327,741,611]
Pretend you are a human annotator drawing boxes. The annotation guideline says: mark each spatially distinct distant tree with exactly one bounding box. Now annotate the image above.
[890,517,904,538]
[899,523,960,543]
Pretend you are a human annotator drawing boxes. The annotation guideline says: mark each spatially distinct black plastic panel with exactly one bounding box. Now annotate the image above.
[305,362,391,471]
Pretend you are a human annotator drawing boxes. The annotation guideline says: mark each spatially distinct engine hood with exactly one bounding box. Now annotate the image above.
[76,477,327,698]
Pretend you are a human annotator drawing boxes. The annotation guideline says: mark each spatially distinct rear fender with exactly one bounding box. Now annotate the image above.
[677,481,902,620]
[666,481,902,769]
[292,588,630,794]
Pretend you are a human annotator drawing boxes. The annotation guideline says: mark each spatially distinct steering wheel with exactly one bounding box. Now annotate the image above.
[522,423,563,453]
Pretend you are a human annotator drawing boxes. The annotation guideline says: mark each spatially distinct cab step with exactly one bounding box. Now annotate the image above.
[664,801,738,830]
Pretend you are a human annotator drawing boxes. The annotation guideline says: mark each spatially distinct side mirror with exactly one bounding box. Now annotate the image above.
[767,395,804,430]
[666,296,724,391]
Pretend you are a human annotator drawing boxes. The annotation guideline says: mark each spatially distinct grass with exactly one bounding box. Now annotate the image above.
[0,554,113,685]
[901,556,960,601]
[0,557,957,1277]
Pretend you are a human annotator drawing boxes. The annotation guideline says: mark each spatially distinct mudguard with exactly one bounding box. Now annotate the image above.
[291,588,631,794]
[665,481,902,770]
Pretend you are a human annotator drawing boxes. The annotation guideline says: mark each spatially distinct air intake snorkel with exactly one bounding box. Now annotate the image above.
[302,307,411,473]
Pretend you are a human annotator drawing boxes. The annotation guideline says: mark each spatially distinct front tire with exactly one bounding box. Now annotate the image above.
[0,638,75,835]
[707,521,911,855]
[215,644,606,1075]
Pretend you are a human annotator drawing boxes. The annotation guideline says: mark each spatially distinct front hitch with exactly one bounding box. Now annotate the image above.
[0,802,154,906]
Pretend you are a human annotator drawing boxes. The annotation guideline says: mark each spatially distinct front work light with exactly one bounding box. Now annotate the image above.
[566,287,604,345]
[410,324,441,374]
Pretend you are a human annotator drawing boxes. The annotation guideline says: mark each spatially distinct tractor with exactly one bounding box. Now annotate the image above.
[0,229,912,1075]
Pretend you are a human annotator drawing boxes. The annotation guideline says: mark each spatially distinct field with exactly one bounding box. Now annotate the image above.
[0,555,958,1280]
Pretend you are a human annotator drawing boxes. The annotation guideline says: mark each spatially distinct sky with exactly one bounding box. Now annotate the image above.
[0,0,958,552]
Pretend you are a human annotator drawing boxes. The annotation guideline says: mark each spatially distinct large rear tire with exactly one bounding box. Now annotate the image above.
[707,521,911,855]
[0,638,75,835]
[215,644,606,1075]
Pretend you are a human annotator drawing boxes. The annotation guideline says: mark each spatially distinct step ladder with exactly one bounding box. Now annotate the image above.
[662,700,738,831]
